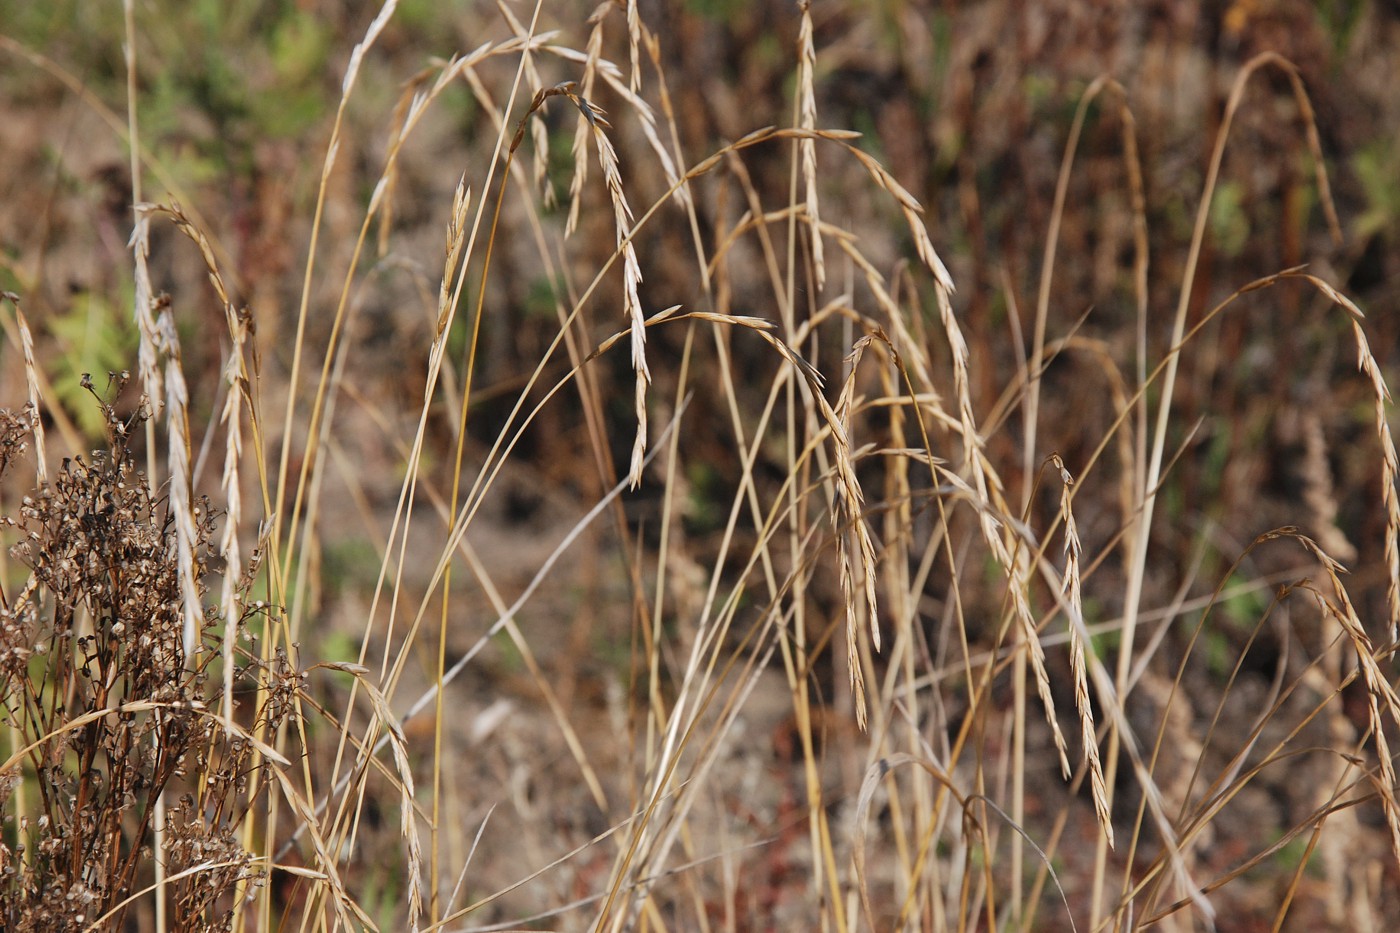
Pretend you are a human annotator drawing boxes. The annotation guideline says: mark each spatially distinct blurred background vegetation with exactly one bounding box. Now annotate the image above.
[4,0,1396,515]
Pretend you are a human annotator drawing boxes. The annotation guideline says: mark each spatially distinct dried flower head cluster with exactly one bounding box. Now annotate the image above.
[0,393,297,931]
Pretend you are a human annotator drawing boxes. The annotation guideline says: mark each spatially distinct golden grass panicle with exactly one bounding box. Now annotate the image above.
[153,303,203,663]
[1344,301,1400,642]
[833,335,884,726]
[1285,271,1400,641]
[1053,454,1113,846]
[578,93,651,486]
[625,0,640,91]
[1295,533,1400,867]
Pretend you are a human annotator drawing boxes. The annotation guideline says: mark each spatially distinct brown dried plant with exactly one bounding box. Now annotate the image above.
[0,384,300,932]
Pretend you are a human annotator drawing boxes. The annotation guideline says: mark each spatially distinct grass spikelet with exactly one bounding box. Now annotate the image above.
[830,233,938,392]
[1052,454,1112,846]
[834,335,883,726]
[434,178,473,345]
[161,329,202,667]
[1329,285,1400,641]
[845,145,954,293]
[127,213,163,420]
[625,0,640,91]
[1012,536,1072,778]
[580,94,651,486]
[129,205,204,662]
[11,303,46,485]
[796,0,824,291]
[556,39,690,211]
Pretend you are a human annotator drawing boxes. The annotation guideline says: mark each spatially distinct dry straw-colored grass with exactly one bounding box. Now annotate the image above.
[1,1,1398,931]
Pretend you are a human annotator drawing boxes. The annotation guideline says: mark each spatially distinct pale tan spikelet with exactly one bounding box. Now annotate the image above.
[845,148,1042,769]
[1053,455,1113,846]
[216,341,247,722]
[13,305,47,485]
[379,51,480,257]
[529,95,553,209]
[796,1,824,290]
[844,590,870,731]
[128,209,164,418]
[827,335,885,728]
[161,327,203,663]
[133,209,211,665]
[378,63,421,255]
[434,178,473,344]
[546,36,689,208]
[517,80,648,484]
[582,100,651,486]
[626,0,641,91]
[938,266,1067,775]
[341,0,397,98]
[932,286,972,409]
[1349,313,1400,642]
[838,335,882,653]
[509,79,649,485]
[564,102,592,237]
[657,310,877,723]
[1013,554,1072,777]
[812,378,878,726]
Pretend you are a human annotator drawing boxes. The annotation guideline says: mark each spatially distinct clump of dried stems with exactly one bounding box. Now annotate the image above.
[1,1,1398,931]
[0,380,301,931]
